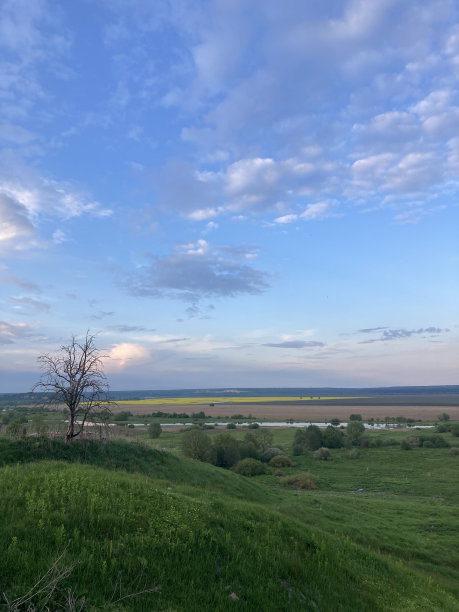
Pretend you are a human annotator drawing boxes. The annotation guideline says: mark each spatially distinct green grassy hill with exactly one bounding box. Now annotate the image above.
[0,437,457,611]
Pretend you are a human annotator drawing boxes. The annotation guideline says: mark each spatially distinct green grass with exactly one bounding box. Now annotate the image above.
[0,431,458,611]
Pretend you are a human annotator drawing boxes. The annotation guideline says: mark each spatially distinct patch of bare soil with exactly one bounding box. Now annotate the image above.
[111,403,459,421]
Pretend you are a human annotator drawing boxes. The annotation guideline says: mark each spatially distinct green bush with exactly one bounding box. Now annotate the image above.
[420,435,449,448]
[269,454,293,468]
[314,447,332,461]
[450,424,459,437]
[238,441,260,460]
[181,428,212,461]
[210,432,240,468]
[346,420,365,445]
[401,440,412,450]
[30,414,49,437]
[244,429,273,452]
[450,447,459,456]
[322,426,344,448]
[114,411,132,421]
[148,422,162,438]
[231,458,267,476]
[382,437,399,447]
[348,448,360,459]
[6,419,26,440]
[281,472,317,490]
[248,422,259,429]
[226,422,236,429]
[261,447,285,462]
[293,425,322,454]
[349,414,363,421]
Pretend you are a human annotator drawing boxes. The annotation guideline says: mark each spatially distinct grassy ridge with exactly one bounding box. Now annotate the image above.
[0,460,456,612]
[0,436,458,610]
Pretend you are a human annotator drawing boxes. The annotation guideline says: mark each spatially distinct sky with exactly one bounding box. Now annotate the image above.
[0,0,458,392]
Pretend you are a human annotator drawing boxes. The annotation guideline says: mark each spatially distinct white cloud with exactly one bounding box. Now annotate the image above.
[274,214,297,224]
[300,201,332,220]
[178,239,209,256]
[106,343,150,370]
[0,193,37,252]
[0,156,112,252]
[188,207,220,220]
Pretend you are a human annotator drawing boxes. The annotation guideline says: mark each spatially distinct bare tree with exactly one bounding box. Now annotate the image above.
[34,332,113,443]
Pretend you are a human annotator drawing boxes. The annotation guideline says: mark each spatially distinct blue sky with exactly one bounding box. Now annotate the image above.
[0,0,458,391]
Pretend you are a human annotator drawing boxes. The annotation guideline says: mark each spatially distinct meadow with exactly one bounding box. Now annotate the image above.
[0,406,458,611]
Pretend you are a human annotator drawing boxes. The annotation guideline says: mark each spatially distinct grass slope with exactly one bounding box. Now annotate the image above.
[0,437,457,611]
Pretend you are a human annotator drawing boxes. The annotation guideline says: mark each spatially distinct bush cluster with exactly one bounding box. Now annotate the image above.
[269,455,293,468]
[314,447,332,461]
[292,425,345,455]
[403,435,450,449]
[232,458,267,476]
[281,472,317,490]
[181,428,295,473]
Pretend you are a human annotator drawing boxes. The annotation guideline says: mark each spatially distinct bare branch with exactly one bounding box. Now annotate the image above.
[34,331,113,443]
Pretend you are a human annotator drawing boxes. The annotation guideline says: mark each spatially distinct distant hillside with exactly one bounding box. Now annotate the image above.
[1,385,459,406]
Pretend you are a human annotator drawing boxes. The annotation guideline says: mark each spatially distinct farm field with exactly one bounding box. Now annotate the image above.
[110,401,459,421]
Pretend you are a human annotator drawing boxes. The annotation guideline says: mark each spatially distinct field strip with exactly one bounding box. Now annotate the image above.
[114,395,366,405]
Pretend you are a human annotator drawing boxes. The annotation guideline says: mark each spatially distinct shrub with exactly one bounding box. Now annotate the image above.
[348,448,360,459]
[292,442,305,456]
[226,422,236,429]
[382,437,399,447]
[405,435,420,446]
[181,429,212,461]
[401,440,412,450]
[436,423,450,433]
[238,441,260,460]
[281,472,317,490]
[7,419,26,440]
[115,411,132,421]
[419,435,449,448]
[261,447,285,462]
[232,458,267,476]
[359,436,372,448]
[330,418,340,426]
[438,412,450,422]
[314,447,332,461]
[450,447,459,456]
[148,422,162,438]
[269,454,293,468]
[450,424,459,437]
[349,414,363,421]
[248,422,259,429]
[30,414,49,437]
[346,421,365,445]
[244,429,273,452]
[293,425,322,454]
[322,426,344,449]
[211,432,241,468]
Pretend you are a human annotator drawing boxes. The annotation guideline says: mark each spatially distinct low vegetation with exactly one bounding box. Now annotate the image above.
[0,407,458,610]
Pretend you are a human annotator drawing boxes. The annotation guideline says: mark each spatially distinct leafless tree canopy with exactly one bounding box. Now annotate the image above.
[34,332,112,442]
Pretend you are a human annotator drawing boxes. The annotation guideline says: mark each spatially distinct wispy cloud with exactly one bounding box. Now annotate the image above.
[125,242,270,304]
[9,296,50,313]
[358,327,450,344]
[263,340,325,349]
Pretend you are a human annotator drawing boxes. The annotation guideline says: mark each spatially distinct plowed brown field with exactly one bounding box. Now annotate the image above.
[112,402,459,421]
